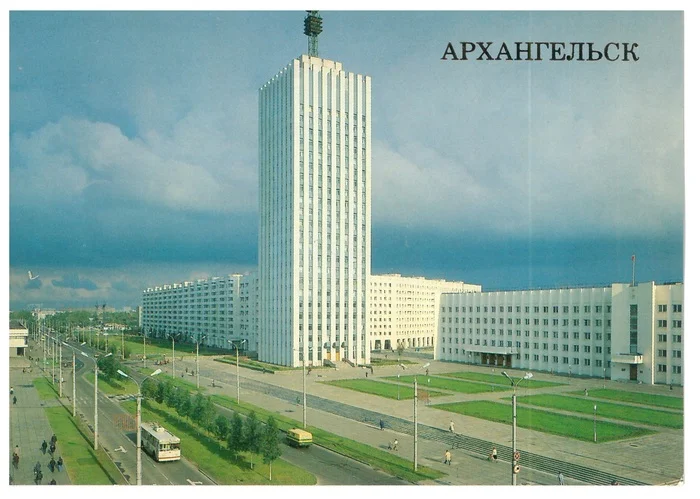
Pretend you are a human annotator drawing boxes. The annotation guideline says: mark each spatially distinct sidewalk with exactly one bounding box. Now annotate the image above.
[9,355,72,486]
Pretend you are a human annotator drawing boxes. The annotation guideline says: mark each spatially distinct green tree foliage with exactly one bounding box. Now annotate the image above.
[141,378,159,401]
[245,411,263,469]
[261,416,282,481]
[157,379,174,406]
[227,412,245,459]
[123,344,131,360]
[97,354,120,380]
[214,415,230,442]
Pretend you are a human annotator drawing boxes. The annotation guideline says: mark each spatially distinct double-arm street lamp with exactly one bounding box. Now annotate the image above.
[412,362,431,471]
[117,368,162,485]
[192,334,206,389]
[167,333,180,378]
[502,370,533,486]
[228,339,248,405]
[80,351,112,450]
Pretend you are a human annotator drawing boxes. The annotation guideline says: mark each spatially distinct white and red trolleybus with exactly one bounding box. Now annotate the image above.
[140,422,181,462]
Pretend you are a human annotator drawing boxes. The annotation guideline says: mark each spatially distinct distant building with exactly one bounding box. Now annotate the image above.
[369,274,481,351]
[9,320,28,357]
[436,281,683,386]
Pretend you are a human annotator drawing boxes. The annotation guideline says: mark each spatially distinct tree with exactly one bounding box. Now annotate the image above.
[227,412,245,460]
[142,378,158,401]
[214,415,229,442]
[97,354,120,380]
[244,411,262,469]
[261,416,282,481]
[175,389,192,418]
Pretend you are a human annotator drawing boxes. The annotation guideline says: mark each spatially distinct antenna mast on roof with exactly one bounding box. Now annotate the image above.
[304,11,323,57]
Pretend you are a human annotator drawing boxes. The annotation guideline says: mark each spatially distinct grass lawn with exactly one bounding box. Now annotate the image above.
[434,400,656,443]
[385,374,511,394]
[370,358,419,366]
[584,389,683,410]
[209,393,445,483]
[32,378,126,485]
[515,394,683,429]
[130,370,444,483]
[324,378,446,400]
[123,399,316,485]
[440,371,564,389]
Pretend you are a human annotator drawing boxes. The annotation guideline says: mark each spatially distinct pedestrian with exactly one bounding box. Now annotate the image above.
[34,461,41,474]
[41,440,48,454]
[379,419,385,430]
[50,434,57,445]
[490,447,498,461]
[49,479,57,485]
[449,420,455,433]
[558,471,565,485]
[444,449,452,465]
[365,371,368,378]
[49,458,56,473]
[49,443,56,455]
[10,386,14,395]
[392,439,398,451]
[13,445,20,459]
[57,456,63,472]
[35,469,43,484]
[584,388,588,397]
[426,368,429,376]
[13,396,17,405]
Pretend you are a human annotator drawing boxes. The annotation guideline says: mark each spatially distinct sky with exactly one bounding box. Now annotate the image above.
[7,10,686,310]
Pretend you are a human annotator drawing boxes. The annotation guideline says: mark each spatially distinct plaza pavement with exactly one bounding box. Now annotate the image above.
[9,354,72,485]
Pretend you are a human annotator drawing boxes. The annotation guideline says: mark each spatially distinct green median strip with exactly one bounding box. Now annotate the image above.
[516,394,683,428]
[33,378,126,485]
[210,393,445,483]
[583,389,683,410]
[141,370,444,483]
[434,400,656,443]
[122,399,316,485]
[323,378,447,400]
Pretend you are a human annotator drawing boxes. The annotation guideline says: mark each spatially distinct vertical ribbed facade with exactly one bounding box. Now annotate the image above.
[259,55,372,367]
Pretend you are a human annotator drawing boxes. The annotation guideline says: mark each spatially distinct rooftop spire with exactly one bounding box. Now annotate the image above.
[304,11,323,57]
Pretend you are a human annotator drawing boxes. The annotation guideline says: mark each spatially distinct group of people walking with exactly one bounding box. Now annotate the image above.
[29,434,62,485]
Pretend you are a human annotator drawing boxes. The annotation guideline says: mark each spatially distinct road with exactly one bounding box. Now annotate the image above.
[73,342,405,485]
[69,348,215,485]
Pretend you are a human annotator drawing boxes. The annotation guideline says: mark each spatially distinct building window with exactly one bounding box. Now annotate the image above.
[672,365,682,374]
[672,350,681,358]
[673,304,682,313]
[658,304,667,312]
[673,320,682,328]
[658,320,668,328]
[658,334,667,342]
[658,364,667,372]
[658,349,667,357]
[673,334,681,342]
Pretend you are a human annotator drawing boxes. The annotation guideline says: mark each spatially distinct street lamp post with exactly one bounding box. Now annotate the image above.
[227,339,248,404]
[143,334,146,369]
[167,334,179,378]
[117,368,161,486]
[412,362,430,472]
[502,371,533,486]
[398,363,406,400]
[193,334,207,389]
[603,367,606,389]
[121,330,125,360]
[59,337,63,397]
[62,342,77,417]
[594,404,597,443]
[52,335,56,385]
[80,351,112,450]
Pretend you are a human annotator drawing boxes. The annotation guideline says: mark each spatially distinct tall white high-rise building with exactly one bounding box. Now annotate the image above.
[259,54,371,367]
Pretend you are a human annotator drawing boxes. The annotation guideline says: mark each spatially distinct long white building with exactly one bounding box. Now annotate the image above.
[436,281,683,386]
[258,54,371,367]
[141,275,244,350]
[369,274,480,351]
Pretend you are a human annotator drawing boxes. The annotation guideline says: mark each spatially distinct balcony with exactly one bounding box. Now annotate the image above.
[465,345,518,355]
[612,353,644,364]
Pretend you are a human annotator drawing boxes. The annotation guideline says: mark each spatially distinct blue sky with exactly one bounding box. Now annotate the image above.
[8,10,685,310]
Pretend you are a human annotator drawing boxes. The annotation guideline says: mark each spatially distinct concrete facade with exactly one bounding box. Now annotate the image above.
[369,274,481,352]
[258,55,371,367]
[9,320,29,357]
[436,281,683,386]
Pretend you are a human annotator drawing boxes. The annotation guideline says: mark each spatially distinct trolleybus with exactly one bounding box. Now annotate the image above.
[140,422,181,462]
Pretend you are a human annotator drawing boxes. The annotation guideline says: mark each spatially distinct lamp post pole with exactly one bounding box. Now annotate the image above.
[61,342,77,417]
[81,351,112,450]
[143,334,146,369]
[603,367,606,389]
[59,338,63,397]
[52,335,56,385]
[228,339,247,404]
[594,404,597,443]
[502,371,533,486]
[303,352,307,428]
[118,368,161,485]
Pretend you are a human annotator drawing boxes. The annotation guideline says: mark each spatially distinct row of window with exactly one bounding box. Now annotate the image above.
[443,317,610,327]
[442,304,611,314]
[657,350,682,358]
[658,334,682,342]
[657,304,683,313]
[658,365,682,373]
[442,328,610,341]
[657,320,683,328]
